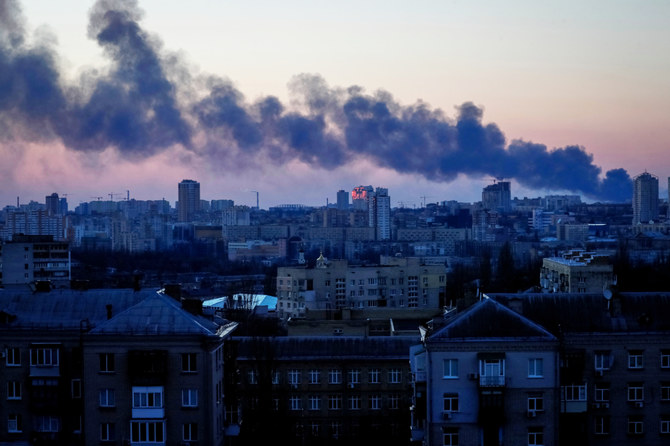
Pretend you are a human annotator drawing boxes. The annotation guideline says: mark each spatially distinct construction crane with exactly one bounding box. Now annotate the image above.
[90,196,103,201]
[420,196,434,208]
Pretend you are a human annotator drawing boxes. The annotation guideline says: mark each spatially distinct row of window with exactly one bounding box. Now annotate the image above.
[443,358,540,379]
[3,349,200,373]
[595,349,670,370]
[97,387,198,408]
[442,428,545,446]
[287,394,401,411]
[594,415,670,436]
[592,382,670,403]
[443,392,545,413]
[248,368,404,385]
[7,415,61,434]
[101,421,198,442]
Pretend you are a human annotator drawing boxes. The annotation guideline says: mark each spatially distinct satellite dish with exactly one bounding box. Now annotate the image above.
[603,286,613,300]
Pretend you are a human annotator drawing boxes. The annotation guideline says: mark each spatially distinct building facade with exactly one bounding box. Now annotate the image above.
[540,249,614,293]
[178,179,201,223]
[633,172,659,225]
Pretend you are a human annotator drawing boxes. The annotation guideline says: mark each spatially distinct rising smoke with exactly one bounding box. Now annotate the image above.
[0,0,632,201]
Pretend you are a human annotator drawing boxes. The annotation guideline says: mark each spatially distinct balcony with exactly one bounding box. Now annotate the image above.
[561,383,587,413]
[479,375,505,387]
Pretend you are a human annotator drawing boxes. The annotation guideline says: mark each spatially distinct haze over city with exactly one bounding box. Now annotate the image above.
[1,0,669,208]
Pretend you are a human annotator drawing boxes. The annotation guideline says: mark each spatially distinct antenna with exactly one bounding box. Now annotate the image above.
[250,191,259,210]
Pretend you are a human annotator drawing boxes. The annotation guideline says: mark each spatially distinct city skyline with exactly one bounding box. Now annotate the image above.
[1,0,669,208]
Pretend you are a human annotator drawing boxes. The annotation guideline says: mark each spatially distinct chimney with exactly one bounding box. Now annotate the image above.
[106,304,113,320]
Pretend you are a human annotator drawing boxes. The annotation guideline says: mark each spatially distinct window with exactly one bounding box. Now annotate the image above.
[528,427,544,446]
[133,387,163,408]
[594,416,610,435]
[246,369,257,385]
[380,390,398,408]
[7,381,21,400]
[443,393,459,412]
[8,414,22,433]
[310,422,320,436]
[628,350,644,369]
[99,389,115,407]
[290,395,302,411]
[348,369,360,384]
[309,395,321,411]
[349,395,361,410]
[99,353,115,372]
[5,347,20,366]
[528,392,544,412]
[368,368,380,384]
[182,389,198,407]
[130,420,165,443]
[594,383,610,402]
[595,351,612,371]
[443,359,459,378]
[443,427,459,446]
[627,415,644,435]
[628,383,644,402]
[329,369,342,384]
[71,379,81,399]
[662,350,670,369]
[181,353,197,372]
[272,371,280,385]
[288,369,301,386]
[388,368,402,384]
[183,422,198,442]
[528,358,544,378]
[331,421,342,439]
[369,394,381,410]
[661,416,670,435]
[35,416,60,432]
[30,347,59,366]
[309,369,321,384]
[658,383,670,403]
[329,394,342,410]
[101,423,115,441]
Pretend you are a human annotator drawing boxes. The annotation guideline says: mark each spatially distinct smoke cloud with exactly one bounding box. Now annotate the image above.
[0,0,632,201]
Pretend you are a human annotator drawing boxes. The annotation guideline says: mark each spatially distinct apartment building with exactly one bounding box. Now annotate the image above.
[1,235,70,287]
[413,292,670,446]
[276,256,447,320]
[231,336,417,446]
[540,249,614,293]
[0,287,237,446]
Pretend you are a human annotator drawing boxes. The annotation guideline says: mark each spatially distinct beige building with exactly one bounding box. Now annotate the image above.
[276,255,447,320]
[540,249,614,293]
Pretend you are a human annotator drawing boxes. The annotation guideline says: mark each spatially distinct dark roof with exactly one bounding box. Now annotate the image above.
[236,336,417,361]
[0,288,158,330]
[487,292,670,334]
[428,298,556,342]
[90,293,225,336]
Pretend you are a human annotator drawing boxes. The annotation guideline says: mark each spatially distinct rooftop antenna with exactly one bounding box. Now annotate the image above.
[250,190,259,210]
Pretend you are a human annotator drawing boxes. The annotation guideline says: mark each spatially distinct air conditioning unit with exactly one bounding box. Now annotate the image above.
[592,403,600,409]
[348,382,356,389]
[595,370,604,377]
[468,373,478,380]
[527,410,537,418]
[442,412,452,420]
[635,401,644,408]
[602,402,610,409]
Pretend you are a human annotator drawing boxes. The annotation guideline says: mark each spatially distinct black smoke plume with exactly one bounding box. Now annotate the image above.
[0,0,632,201]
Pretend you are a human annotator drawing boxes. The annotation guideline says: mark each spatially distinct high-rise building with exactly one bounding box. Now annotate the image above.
[482,180,511,212]
[45,193,60,215]
[632,172,658,224]
[369,187,391,240]
[177,179,201,222]
[336,189,349,210]
[351,185,373,211]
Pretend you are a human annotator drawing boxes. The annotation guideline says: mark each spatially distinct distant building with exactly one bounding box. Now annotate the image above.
[481,180,511,212]
[276,255,446,320]
[45,193,60,215]
[336,189,349,210]
[178,179,201,222]
[633,172,658,224]
[351,185,373,212]
[1,235,70,287]
[540,249,614,293]
[369,187,391,240]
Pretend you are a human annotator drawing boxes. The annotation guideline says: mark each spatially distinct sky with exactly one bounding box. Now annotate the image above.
[1,0,669,208]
